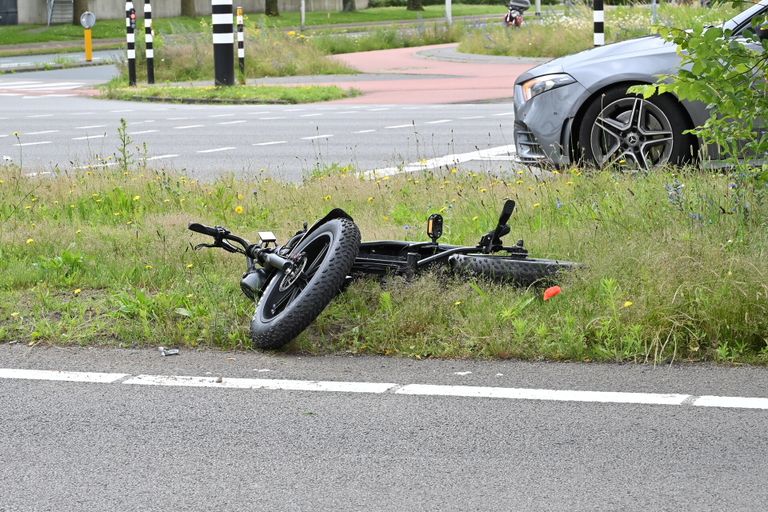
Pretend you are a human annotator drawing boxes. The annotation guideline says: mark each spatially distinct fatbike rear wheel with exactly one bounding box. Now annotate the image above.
[449,254,577,286]
[251,218,360,349]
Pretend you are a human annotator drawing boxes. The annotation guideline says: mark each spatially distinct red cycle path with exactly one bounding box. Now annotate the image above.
[322,43,538,104]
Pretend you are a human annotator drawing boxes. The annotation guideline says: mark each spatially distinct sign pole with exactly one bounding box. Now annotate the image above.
[126,1,137,86]
[145,0,154,84]
[212,0,235,86]
[593,0,604,47]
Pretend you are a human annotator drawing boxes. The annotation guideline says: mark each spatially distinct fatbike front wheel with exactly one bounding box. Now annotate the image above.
[251,218,360,349]
[449,254,577,286]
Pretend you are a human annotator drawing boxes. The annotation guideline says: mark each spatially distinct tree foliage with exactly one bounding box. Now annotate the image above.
[634,5,767,179]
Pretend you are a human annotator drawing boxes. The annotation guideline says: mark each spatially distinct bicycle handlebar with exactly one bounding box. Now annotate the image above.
[188,223,221,237]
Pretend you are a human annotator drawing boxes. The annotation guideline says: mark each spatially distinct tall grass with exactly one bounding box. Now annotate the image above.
[114,27,355,84]
[1,162,766,362]
[458,3,741,57]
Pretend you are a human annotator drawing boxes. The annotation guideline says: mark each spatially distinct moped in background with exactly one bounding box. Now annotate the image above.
[504,0,531,27]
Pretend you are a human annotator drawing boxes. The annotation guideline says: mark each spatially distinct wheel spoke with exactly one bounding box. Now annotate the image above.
[303,242,330,279]
[628,98,645,131]
[595,115,625,138]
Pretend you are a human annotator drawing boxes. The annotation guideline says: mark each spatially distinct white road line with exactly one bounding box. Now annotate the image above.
[168,117,191,120]
[396,385,690,406]
[459,116,486,120]
[337,111,358,114]
[285,108,306,112]
[354,129,376,134]
[128,130,159,135]
[301,134,333,140]
[41,94,76,98]
[300,113,322,118]
[110,109,135,113]
[174,124,204,130]
[131,120,156,125]
[0,93,21,97]
[385,124,412,130]
[253,141,287,146]
[14,141,52,147]
[693,396,768,409]
[362,144,517,179]
[0,369,128,384]
[2,367,768,411]
[197,146,236,153]
[258,116,285,120]
[424,119,452,125]
[209,113,235,118]
[368,107,390,111]
[217,120,247,125]
[124,375,396,394]
[247,111,271,115]
[493,112,515,117]
[147,154,179,161]
[26,114,54,118]
[26,130,59,135]
[75,124,107,130]
[73,134,106,141]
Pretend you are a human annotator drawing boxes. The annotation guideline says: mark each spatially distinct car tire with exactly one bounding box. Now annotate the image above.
[576,86,697,170]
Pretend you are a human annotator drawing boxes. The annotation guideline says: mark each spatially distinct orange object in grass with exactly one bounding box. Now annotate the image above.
[543,286,561,301]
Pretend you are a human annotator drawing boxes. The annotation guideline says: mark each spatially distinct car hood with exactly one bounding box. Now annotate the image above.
[516,35,679,86]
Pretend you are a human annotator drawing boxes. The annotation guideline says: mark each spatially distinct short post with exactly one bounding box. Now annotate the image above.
[236,6,245,84]
[212,0,235,86]
[535,0,541,17]
[126,1,137,86]
[593,0,604,47]
[445,0,452,26]
[144,0,154,84]
[84,28,93,62]
[300,0,306,32]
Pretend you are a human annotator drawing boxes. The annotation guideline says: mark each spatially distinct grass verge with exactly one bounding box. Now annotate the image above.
[1,163,766,363]
[100,83,358,104]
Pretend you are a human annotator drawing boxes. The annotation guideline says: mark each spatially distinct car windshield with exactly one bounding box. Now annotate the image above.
[724,0,768,31]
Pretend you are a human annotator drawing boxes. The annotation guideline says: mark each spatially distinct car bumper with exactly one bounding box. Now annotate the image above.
[513,81,589,167]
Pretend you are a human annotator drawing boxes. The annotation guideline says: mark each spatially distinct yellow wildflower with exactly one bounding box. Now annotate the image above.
[234,205,244,214]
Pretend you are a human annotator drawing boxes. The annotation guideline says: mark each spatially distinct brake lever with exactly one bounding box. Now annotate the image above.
[193,242,218,251]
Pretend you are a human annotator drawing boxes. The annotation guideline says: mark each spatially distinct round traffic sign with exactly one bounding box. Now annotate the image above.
[80,11,96,29]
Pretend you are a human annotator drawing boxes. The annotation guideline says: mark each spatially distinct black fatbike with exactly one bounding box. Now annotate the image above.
[189,199,577,349]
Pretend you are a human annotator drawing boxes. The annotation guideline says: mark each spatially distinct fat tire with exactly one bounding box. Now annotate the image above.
[251,218,360,349]
[449,254,577,286]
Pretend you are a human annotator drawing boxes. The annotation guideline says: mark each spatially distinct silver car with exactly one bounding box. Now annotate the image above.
[513,0,768,169]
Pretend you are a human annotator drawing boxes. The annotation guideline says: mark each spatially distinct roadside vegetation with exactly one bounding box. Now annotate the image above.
[459,3,741,57]
[101,83,357,103]
[1,152,766,363]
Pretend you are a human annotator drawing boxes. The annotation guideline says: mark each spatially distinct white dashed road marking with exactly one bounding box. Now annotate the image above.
[385,124,411,129]
[363,144,518,178]
[174,124,204,130]
[147,154,179,161]
[301,134,333,140]
[13,141,52,147]
[73,134,106,140]
[424,119,452,124]
[253,141,287,146]
[1,368,767,411]
[197,146,236,153]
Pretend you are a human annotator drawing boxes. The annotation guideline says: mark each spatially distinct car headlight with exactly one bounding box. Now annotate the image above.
[520,74,576,102]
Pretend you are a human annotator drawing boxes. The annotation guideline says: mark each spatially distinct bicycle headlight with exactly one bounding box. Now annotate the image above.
[520,74,576,102]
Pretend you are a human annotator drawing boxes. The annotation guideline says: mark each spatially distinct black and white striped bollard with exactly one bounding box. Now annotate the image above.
[237,6,245,84]
[212,0,235,86]
[144,0,154,84]
[126,1,137,86]
[593,0,604,47]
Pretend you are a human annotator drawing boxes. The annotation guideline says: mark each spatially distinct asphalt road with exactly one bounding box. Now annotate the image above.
[0,65,522,181]
[2,345,768,511]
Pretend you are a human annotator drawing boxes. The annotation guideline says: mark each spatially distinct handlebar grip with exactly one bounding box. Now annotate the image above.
[497,199,516,226]
[188,223,220,237]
